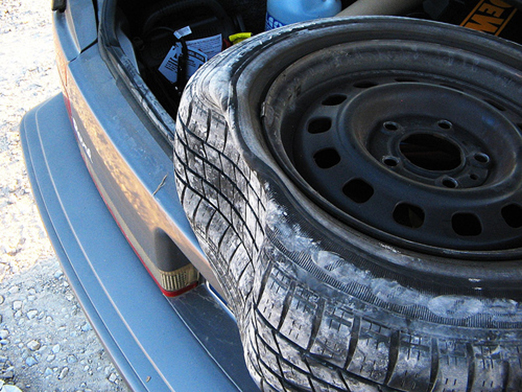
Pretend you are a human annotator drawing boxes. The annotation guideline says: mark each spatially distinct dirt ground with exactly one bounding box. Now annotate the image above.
[0,1,129,391]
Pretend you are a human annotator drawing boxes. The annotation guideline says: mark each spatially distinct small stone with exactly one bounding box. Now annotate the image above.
[8,286,19,295]
[108,373,118,383]
[52,344,60,353]
[2,385,24,392]
[26,309,38,320]
[58,366,69,380]
[54,270,63,279]
[27,340,41,351]
[0,340,9,346]
[44,367,53,376]
[12,301,22,311]
[66,354,77,364]
[0,295,4,305]
[46,354,55,362]
[81,322,92,332]
[25,356,38,367]
[0,330,8,340]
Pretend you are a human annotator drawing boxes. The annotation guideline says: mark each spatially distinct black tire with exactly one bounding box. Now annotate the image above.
[174,17,522,392]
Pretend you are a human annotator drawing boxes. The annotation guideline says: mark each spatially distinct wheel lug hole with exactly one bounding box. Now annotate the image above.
[383,121,400,132]
[437,119,453,130]
[442,177,458,188]
[473,152,490,164]
[382,156,400,167]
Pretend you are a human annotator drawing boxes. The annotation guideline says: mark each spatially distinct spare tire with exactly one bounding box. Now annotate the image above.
[174,17,522,392]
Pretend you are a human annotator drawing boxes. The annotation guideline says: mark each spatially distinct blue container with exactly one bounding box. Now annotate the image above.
[266,0,342,30]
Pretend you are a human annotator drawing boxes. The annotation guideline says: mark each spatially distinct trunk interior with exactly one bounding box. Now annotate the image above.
[114,0,271,121]
[110,0,365,124]
[110,0,521,139]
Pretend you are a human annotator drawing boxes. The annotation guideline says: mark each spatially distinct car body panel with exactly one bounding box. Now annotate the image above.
[20,94,258,391]
[53,6,223,293]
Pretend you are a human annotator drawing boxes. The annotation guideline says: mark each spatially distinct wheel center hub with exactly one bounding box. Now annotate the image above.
[399,133,462,172]
[343,83,503,189]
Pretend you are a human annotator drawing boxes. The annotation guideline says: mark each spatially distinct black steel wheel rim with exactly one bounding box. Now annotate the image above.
[262,33,522,258]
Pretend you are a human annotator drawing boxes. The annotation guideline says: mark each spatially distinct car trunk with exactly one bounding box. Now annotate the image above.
[102,0,270,142]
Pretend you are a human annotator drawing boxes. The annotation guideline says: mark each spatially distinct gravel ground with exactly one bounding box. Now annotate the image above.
[0,1,130,391]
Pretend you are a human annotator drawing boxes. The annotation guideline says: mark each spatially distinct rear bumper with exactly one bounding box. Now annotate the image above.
[20,94,257,391]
